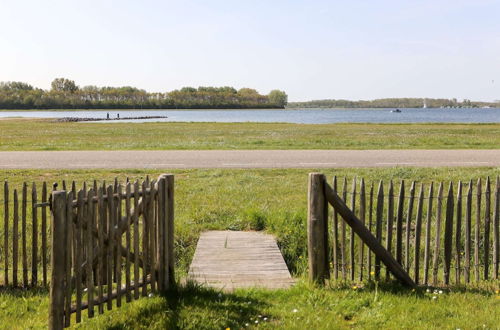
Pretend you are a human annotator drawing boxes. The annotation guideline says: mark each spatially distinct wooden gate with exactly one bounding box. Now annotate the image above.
[49,174,174,330]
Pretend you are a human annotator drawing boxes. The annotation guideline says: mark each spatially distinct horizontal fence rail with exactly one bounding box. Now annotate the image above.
[308,174,499,287]
[49,174,174,329]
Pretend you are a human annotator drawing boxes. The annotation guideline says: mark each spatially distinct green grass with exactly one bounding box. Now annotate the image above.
[0,119,499,150]
[1,167,500,328]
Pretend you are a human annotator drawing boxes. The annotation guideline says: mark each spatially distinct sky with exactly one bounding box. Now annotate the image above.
[1,0,499,102]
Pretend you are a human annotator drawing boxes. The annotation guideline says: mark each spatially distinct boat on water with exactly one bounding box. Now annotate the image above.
[391,109,402,113]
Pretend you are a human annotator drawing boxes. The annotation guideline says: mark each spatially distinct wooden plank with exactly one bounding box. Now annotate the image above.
[443,182,454,285]
[3,181,9,286]
[116,184,123,307]
[106,185,114,310]
[189,231,295,290]
[133,180,140,299]
[86,189,95,318]
[332,176,339,280]
[156,177,165,291]
[323,182,416,287]
[414,184,424,285]
[385,180,394,280]
[432,183,443,285]
[42,182,48,287]
[368,183,374,279]
[494,176,499,279]
[455,181,463,284]
[141,181,148,296]
[350,177,356,281]
[22,182,28,287]
[423,182,433,285]
[464,180,472,283]
[75,190,84,323]
[341,177,347,280]
[405,182,416,273]
[307,173,329,283]
[125,183,132,302]
[31,182,38,286]
[49,191,67,330]
[149,181,157,293]
[97,187,105,314]
[64,192,73,328]
[484,177,491,280]
[375,181,383,280]
[13,189,19,286]
[475,178,482,282]
[395,180,405,265]
[359,178,366,281]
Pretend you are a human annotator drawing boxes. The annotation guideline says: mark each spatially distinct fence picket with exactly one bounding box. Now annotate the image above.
[32,182,38,286]
[4,181,9,286]
[405,182,416,273]
[341,178,347,280]
[64,192,73,328]
[464,181,472,283]
[134,180,140,299]
[42,182,48,286]
[475,179,482,282]
[433,183,444,285]
[332,176,339,279]
[75,190,84,323]
[350,178,356,281]
[444,182,454,285]
[423,182,433,285]
[106,185,114,310]
[455,182,462,284]
[86,189,95,318]
[375,181,383,280]
[484,177,491,280]
[368,183,373,279]
[116,184,123,307]
[13,189,19,286]
[395,180,405,265]
[22,182,28,287]
[414,184,424,284]
[125,183,132,302]
[97,187,105,314]
[359,179,366,281]
[494,177,499,279]
[385,180,394,280]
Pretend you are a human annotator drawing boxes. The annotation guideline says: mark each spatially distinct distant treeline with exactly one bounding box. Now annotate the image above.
[0,78,288,109]
[288,98,500,108]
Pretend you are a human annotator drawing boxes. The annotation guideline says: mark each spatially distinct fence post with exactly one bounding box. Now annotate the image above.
[49,191,67,330]
[307,173,329,283]
[157,174,168,291]
[165,174,175,287]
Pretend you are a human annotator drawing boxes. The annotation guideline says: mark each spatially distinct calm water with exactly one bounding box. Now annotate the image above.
[1,108,499,123]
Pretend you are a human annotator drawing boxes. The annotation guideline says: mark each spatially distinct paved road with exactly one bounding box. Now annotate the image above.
[0,150,499,169]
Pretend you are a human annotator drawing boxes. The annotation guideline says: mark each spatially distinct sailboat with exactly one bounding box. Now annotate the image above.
[423,99,427,109]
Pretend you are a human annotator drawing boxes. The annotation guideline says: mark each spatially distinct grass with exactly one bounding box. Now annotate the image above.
[0,119,499,150]
[1,167,500,328]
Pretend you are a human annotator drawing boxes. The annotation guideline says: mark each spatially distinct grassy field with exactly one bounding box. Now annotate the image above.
[1,119,499,150]
[1,167,499,329]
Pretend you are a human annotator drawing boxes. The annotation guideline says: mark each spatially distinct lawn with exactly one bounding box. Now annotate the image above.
[0,119,499,150]
[1,167,499,328]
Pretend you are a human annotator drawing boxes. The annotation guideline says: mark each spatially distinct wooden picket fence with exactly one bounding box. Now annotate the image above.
[49,174,174,329]
[308,174,499,286]
[1,180,50,287]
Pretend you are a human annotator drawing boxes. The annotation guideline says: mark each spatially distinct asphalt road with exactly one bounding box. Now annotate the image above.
[0,150,499,169]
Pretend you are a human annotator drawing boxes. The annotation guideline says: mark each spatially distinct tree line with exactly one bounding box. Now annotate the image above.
[288,98,500,108]
[0,78,288,109]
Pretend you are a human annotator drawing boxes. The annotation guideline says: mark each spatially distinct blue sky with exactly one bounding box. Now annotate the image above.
[1,0,499,101]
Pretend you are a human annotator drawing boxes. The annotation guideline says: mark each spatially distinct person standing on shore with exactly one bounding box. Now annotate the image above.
[107,112,110,119]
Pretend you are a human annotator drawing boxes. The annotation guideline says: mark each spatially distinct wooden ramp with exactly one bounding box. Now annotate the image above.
[188,231,295,291]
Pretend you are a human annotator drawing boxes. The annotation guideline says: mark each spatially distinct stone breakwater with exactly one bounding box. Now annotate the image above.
[55,116,168,122]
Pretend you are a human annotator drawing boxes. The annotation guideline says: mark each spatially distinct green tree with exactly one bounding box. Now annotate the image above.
[51,78,78,93]
[268,90,288,108]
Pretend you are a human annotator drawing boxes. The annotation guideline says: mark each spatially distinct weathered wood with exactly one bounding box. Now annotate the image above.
[423,182,433,285]
[443,182,454,285]
[484,177,491,280]
[125,183,132,301]
[13,189,18,286]
[350,177,356,281]
[116,184,123,306]
[359,178,366,281]
[341,177,347,280]
[414,184,424,285]
[49,191,67,330]
[97,187,105,314]
[395,180,405,265]
[375,181,384,280]
[86,189,95,318]
[307,173,329,283]
[189,231,295,290]
[148,181,156,293]
[106,185,114,310]
[385,180,394,280]
[22,182,28,287]
[323,182,416,287]
[494,176,499,279]
[368,183,374,279]
[133,180,140,299]
[475,178,482,282]
[141,181,148,296]
[455,181,462,284]
[31,182,38,286]
[405,182,416,273]
[332,176,339,280]
[75,190,84,323]
[464,180,472,283]
[4,181,9,286]
[432,183,443,285]
[64,192,73,328]
[42,182,48,286]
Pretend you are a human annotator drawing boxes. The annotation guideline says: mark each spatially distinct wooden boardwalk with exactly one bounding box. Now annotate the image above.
[188,231,295,291]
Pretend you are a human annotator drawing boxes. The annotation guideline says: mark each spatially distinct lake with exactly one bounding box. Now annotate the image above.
[0,108,499,124]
